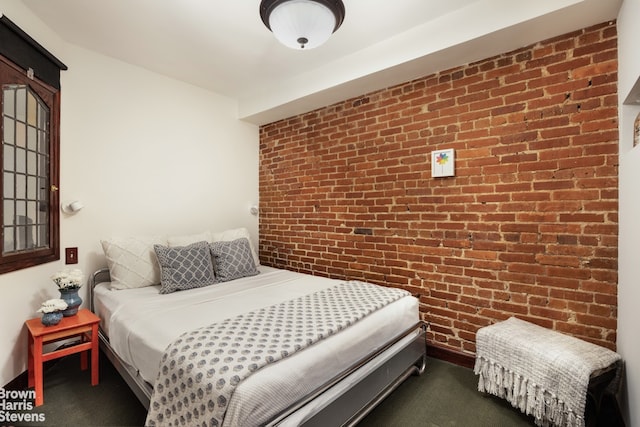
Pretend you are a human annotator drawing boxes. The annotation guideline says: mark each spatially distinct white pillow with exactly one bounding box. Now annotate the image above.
[167,231,212,247]
[101,235,168,289]
[211,227,259,266]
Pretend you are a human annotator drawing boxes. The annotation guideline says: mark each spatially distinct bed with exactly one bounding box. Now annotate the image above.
[91,230,427,426]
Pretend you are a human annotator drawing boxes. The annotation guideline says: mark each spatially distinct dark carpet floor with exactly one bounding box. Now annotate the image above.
[11,351,536,426]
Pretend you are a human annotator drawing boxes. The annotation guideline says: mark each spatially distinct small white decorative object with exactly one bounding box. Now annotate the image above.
[38,298,67,326]
[37,298,68,326]
[50,268,83,290]
[37,298,68,313]
[431,148,455,178]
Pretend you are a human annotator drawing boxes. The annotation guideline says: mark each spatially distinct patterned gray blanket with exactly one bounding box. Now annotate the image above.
[145,281,409,427]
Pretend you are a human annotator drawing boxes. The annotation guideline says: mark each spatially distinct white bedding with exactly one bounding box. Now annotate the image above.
[94,266,419,426]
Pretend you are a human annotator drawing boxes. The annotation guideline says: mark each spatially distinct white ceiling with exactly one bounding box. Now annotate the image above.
[21,0,622,125]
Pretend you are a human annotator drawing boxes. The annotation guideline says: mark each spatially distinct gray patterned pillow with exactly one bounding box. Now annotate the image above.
[154,241,217,294]
[209,238,259,282]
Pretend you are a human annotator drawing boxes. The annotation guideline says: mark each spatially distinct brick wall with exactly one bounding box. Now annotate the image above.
[259,22,619,355]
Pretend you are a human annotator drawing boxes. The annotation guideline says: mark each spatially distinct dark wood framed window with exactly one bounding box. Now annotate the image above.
[0,16,66,274]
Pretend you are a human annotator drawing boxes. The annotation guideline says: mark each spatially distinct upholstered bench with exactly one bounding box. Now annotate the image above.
[473,317,622,427]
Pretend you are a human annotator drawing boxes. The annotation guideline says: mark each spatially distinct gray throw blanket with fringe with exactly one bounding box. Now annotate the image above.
[474,317,621,427]
[145,281,409,427]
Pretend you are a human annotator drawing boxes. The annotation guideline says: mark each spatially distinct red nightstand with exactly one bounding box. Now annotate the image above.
[25,308,100,406]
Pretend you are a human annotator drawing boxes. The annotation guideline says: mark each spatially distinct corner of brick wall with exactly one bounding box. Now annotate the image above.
[259,21,619,354]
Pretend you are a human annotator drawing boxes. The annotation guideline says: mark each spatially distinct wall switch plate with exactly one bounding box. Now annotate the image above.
[65,247,78,264]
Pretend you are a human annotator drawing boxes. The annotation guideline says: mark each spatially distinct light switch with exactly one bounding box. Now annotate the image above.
[65,247,78,264]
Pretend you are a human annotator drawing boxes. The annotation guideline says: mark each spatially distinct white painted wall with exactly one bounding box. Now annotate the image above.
[0,2,259,386]
[617,0,640,425]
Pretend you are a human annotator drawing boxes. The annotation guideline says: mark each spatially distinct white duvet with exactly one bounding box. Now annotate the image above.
[94,266,419,426]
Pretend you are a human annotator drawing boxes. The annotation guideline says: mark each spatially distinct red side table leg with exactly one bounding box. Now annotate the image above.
[27,338,34,388]
[91,323,99,385]
[80,332,88,371]
[33,336,44,406]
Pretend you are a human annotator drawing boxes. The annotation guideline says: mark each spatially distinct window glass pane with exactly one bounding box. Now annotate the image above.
[3,117,14,144]
[38,224,48,248]
[27,201,37,225]
[3,87,15,118]
[15,200,26,218]
[38,204,48,225]
[4,172,14,198]
[27,151,37,175]
[38,130,48,154]
[15,226,27,251]
[3,200,14,226]
[15,87,26,122]
[27,91,37,126]
[3,226,14,253]
[3,145,14,172]
[38,176,48,200]
[16,174,25,199]
[14,214,32,250]
[27,125,37,151]
[37,154,47,177]
[38,104,47,130]
[27,176,36,199]
[15,122,26,148]
[15,147,26,173]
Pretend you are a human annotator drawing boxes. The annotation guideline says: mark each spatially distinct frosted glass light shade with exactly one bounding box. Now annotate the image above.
[260,0,345,50]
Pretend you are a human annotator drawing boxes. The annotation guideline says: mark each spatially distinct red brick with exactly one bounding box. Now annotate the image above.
[259,21,618,355]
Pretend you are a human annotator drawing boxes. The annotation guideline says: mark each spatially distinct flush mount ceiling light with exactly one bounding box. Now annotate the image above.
[260,0,346,50]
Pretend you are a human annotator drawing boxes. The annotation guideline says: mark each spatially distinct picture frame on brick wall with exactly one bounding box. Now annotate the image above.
[431,148,455,178]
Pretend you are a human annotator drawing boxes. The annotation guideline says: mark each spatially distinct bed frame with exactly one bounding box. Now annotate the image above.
[89,267,427,426]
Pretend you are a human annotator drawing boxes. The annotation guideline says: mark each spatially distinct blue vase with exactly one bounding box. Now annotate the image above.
[41,311,63,326]
[59,288,82,316]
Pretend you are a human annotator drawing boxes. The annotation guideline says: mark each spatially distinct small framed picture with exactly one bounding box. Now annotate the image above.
[431,149,455,178]
[634,112,640,147]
